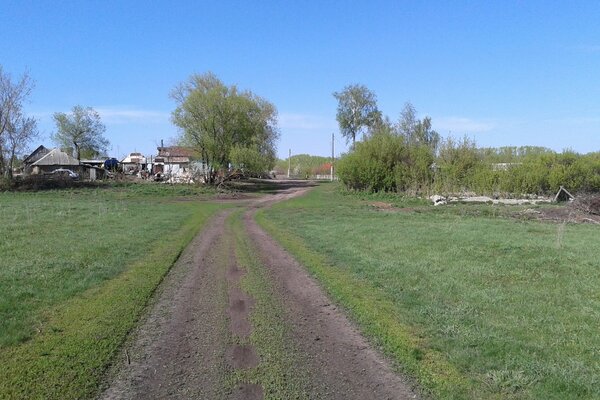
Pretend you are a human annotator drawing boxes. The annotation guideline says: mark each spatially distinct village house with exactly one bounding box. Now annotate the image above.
[25,147,108,181]
[153,146,194,177]
[120,152,147,174]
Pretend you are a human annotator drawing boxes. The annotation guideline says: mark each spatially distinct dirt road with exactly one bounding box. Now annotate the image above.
[100,182,418,399]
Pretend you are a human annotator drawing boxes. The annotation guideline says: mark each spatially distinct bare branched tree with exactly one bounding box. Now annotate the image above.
[5,112,38,178]
[0,66,35,177]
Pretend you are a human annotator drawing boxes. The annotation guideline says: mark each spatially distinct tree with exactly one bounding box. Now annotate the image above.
[171,72,279,184]
[397,102,440,152]
[52,106,108,162]
[333,84,380,147]
[0,66,36,177]
[4,111,38,178]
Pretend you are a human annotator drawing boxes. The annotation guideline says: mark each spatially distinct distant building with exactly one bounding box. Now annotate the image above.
[29,148,79,175]
[26,147,108,181]
[121,152,147,174]
[153,146,196,177]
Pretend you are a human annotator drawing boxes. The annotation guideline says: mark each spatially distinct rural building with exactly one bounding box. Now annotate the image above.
[121,152,147,174]
[153,146,195,177]
[29,148,79,175]
[29,148,108,181]
[22,145,51,174]
[81,158,106,168]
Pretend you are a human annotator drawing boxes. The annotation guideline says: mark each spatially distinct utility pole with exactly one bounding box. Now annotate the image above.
[287,148,291,178]
[331,133,335,181]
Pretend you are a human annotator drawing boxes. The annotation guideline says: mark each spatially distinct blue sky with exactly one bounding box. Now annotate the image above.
[2,0,600,159]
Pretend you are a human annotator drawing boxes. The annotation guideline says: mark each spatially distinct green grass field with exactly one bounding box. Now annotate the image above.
[0,184,224,398]
[258,183,600,399]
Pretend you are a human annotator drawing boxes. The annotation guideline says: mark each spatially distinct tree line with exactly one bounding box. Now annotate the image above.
[334,84,600,196]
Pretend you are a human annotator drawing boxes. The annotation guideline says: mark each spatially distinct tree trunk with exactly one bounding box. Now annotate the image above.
[74,142,81,163]
[0,142,5,177]
[7,147,15,179]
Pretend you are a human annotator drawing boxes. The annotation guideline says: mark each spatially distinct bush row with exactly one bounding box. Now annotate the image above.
[337,134,600,196]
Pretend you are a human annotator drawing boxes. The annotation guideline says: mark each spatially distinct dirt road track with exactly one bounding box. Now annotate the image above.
[100,182,418,399]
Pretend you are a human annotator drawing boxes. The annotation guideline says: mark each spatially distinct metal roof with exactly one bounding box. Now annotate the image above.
[32,148,79,166]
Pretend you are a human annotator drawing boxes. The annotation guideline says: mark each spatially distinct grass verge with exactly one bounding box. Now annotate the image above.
[257,183,600,399]
[0,188,224,399]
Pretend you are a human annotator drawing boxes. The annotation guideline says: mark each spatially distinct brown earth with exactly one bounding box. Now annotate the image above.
[517,204,600,224]
[99,181,419,400]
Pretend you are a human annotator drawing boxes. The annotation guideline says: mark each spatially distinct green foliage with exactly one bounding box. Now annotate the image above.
[434,136,483,193]
[455,150,600,196]
[335,100,442,194]
[478,146,555,163]
[333,84,381,146]
[340,130,600,196]
[171,72,278,183]
[337,130,406,192]
[274,154,331,177]
[337,127,436,194]
[52,106,108,161]
[397,102,440,152]
[230,145,274,176]
[261,183,600,399]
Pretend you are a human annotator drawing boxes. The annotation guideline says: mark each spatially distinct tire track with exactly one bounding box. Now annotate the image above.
[100,210,233,399]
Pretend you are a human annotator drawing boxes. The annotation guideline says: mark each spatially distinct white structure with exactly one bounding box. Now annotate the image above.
[121,152,147,174]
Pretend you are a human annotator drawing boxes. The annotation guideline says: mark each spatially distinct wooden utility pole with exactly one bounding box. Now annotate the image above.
[331,133,335,181]
[287,148,291,178]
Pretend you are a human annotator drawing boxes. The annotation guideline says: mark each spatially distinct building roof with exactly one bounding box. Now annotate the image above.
[121,152,147,164]
[157,146,196,158]
[32,148,79,166]
[23,145,50,165]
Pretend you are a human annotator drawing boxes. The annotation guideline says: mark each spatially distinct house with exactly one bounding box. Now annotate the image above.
[152,146,196,177]
[22,145,51,174]
[29,148,108,181]
[29,148,79,175]
[120,152,147,174]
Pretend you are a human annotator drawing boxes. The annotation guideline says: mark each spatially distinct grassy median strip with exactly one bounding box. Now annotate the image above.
[0,187,223,399]
[257,183,600,399]
[228,211,310,399]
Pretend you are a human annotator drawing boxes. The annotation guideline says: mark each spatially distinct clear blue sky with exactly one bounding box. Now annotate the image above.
[2,0,600,159]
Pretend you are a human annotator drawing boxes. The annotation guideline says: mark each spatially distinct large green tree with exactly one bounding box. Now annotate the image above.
[333,84,381,147]
[52,106,108,162]
[171,72,279,184]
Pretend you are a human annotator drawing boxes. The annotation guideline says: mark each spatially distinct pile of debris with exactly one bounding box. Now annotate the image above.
[572,194,600,216]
